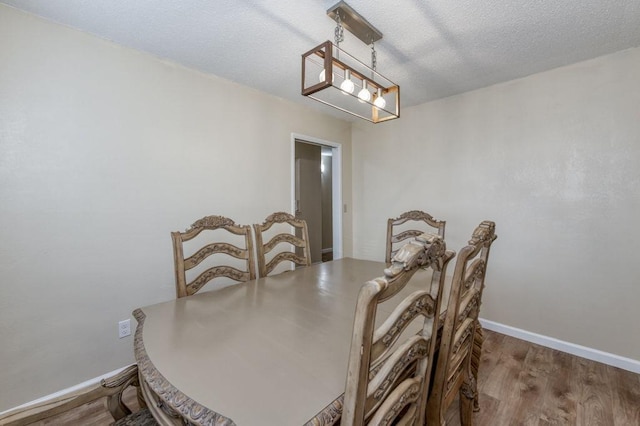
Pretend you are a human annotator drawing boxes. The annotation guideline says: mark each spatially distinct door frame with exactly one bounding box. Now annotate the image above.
[291,133,343,260]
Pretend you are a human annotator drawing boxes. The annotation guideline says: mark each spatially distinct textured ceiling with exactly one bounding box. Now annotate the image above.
[3,0,640,120]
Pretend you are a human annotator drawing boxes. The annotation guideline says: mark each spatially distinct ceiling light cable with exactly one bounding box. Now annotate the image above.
[370,40,377,74]
[334,12,344,49]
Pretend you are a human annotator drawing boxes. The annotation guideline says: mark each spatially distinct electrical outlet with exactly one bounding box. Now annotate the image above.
[118,319,131,338]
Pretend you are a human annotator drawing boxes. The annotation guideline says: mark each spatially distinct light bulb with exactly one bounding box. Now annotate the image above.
[340,69,354,94]
[357,81,371,103]
[340,79,354,94]
[319,69,326,82]
[373,88,386,109]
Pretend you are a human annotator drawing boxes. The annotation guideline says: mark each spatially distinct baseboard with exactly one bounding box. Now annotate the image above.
[0,364,136,416]
[479,318,640,374]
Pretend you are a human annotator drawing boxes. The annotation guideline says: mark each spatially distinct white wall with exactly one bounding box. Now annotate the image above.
[0,5,352,411]
[352,46,640,362]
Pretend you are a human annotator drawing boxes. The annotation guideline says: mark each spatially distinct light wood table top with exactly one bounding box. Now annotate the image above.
[134,258,436,426]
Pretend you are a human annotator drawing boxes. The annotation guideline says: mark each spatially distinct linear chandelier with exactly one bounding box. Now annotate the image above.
[302,1,399,124]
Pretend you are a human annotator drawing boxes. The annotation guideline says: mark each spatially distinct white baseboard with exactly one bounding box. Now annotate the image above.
[0,364,135,416]
[479,318,640,374]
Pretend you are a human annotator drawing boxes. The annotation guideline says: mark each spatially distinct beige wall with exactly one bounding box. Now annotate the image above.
[352,47,640,362]
[0,5,352,410]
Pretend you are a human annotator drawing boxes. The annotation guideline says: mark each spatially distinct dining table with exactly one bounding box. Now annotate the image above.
[133,257,453,426]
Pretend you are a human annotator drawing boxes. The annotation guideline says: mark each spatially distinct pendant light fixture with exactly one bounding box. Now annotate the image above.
[301,1,400,123]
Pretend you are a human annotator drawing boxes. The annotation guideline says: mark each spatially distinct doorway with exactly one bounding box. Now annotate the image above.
[291,134,343,262]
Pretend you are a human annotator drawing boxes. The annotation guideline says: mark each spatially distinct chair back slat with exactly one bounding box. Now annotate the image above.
[172,215,255,298]
[263,232,307,253]
[185,241,251,269]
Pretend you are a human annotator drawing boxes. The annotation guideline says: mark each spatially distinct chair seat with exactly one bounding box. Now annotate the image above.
[114,408,158,426]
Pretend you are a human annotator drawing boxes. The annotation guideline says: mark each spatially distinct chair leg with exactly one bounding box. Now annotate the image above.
[459,376,477,426]
[101,364,138,421]
[106,393,132,421]
[425,397,446,426]
[471,321,484,412]
[136,382,148,409]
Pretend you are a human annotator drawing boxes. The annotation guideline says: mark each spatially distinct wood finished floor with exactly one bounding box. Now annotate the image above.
[25,330,640,425]
[445,331,640,426]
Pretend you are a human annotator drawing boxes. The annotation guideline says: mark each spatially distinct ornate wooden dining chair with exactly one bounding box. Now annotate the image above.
[171,215,256,298]
[386,210,446,264]
[0,365,156,426]
[341,233,455,426]
[426,221,497,426]
[253,211,311,277]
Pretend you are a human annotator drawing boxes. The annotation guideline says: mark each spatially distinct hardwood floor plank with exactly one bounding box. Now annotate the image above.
[470,392,501,425]
[456,334,531,424]
[538,349,577,425]
[475,328,505,393]
[480,334,531,401]
[506,343,551,425]
[440,331,639,426]
[608,364,640,426]
[573,355,615,426]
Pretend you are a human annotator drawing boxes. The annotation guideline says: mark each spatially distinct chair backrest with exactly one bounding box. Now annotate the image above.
[0,365,142,426]
[386,210,446,264]
[342,234,456,426]
[171,215,256,298]
[427,221,497,424]
[253,211,311,277]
